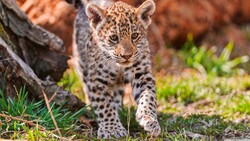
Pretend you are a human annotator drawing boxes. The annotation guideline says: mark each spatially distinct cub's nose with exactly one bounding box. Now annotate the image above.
[121,54,133,60]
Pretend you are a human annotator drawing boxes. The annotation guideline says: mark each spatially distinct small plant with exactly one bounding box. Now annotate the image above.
[181,34,249,76]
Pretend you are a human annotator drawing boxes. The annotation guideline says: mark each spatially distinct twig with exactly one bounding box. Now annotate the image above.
[126,75,136,140]
[0,113,45,131]
[42,90,62,138]
[0,131,15,136]
[48,88,59,103]
[126,96,131,139]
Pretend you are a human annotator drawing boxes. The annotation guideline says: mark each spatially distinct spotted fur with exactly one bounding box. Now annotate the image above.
[73,0,160,138]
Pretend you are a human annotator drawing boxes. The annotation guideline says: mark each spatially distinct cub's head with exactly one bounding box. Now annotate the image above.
[86,0,155,67]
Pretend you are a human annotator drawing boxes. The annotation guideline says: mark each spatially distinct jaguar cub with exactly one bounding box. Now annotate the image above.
[73,0,160,138]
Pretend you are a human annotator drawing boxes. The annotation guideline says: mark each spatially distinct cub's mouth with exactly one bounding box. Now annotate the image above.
[117,60,134,67]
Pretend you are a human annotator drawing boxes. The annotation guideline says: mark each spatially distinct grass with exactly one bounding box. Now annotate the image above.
[156,73,250,106]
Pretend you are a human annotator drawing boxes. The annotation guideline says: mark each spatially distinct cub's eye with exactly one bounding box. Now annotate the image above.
[131,33,139,40]
[110,35,119,42]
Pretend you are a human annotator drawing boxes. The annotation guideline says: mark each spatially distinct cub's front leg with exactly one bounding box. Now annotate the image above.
[87,80,127,138]
[132,68,161,137]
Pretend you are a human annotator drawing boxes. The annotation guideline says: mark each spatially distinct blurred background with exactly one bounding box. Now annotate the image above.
[16,0,250,75]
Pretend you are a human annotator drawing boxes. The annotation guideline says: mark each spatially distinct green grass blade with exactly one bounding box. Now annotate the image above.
[219,41,233,62]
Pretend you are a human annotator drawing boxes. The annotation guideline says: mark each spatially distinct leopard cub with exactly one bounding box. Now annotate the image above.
[73,0,161,138]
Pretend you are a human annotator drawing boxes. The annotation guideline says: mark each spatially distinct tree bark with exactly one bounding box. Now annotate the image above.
[0,0,85,110]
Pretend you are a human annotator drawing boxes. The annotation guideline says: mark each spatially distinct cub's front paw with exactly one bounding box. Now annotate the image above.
[136,115,161,137]
[97,124,127,138]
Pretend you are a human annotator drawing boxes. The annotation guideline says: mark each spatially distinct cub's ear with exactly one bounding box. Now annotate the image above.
[137,0,155,29]
[86,3,105,29]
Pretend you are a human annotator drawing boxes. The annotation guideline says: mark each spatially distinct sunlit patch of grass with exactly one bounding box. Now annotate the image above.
[156,73,250,103]
[156,73,250,121]
[58,68,85,101]
[216,91,250,119]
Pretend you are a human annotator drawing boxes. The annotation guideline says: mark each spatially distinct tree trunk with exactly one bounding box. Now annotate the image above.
[0,0,85,110]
